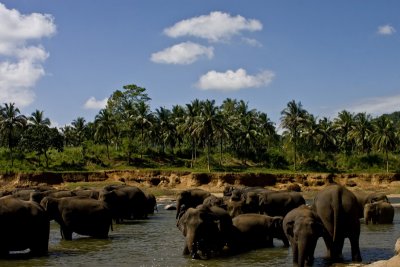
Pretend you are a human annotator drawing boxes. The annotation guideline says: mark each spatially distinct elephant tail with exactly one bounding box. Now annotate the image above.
[332,188,342,243]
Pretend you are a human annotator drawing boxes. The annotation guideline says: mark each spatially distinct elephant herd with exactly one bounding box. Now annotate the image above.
[0,184,156,257]
[175,184,395,266]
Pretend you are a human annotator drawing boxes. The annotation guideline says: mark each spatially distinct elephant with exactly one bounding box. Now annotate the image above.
[231,213,289,252]
[203,195,226,209]
[145,193,157,214]
[353,191,389,216]
[258,191,306,217]
[283,205,324,267]
[226,198,245,218]
[312,184,362,262]
[364,200,394,224]
[176,204,233,259]
[101,184,148,222]
[40,196,112,240]
[30,189,77,203]
[175,188,211,219]
[0,196,49,256]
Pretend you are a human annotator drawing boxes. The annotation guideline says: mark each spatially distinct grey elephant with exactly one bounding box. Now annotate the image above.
[0,196,49,256]
[40,196,112,240]
[364,200,394,224]
[312,184,362,262]
[176,204,232,259]
[175,188,211,219]
[101,184,148,222]
[231,213,289,252]
[259,191,306,217]
[283,205,324,267]
[353,191,389,216]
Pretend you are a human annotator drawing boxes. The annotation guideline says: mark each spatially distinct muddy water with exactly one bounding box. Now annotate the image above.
[0,198,399,267]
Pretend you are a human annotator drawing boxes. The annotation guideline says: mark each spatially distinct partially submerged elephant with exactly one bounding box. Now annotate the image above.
[364,200,394,224]
[176,204,232,259]
[312,184,362,262]
[283,205,323,267]
[0,196,49,256]
[40,196,112,240]
[175,189,211,219]
[231,213,289,251]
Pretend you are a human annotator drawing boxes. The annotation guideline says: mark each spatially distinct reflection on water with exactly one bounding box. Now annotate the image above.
[0,200,399,266]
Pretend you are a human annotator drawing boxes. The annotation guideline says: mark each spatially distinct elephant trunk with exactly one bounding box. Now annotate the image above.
[297,242,307,267]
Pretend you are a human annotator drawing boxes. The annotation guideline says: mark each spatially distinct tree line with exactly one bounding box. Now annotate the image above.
[1,84,399,173]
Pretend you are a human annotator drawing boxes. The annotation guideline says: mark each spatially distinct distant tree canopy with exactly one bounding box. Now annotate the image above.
[1,84,400,173]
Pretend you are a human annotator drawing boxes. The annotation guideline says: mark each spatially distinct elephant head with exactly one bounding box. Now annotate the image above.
[177,205,231,259]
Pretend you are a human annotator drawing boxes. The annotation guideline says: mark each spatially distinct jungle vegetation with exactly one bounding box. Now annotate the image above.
[1,84,400,174]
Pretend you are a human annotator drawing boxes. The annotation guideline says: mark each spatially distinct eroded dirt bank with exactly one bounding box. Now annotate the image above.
[1,170,400,193]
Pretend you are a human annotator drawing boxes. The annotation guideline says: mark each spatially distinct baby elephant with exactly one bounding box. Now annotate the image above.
[283,205,324,267]
[231,213,289,252]
[364,200,394,224]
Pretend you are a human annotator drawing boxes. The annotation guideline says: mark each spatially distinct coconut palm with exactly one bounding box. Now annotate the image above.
[316,117,336,154]
[134,101,153,159]
[28,110,51,126]
[192,99,223,172]
[370,116,397,173]
[333,110,355,155]
[71,117,87,146]
[179,100,202,168]
[280,100,308,170]
[0,103,27,166]
[94,109,116,159]
[349,112,372,154]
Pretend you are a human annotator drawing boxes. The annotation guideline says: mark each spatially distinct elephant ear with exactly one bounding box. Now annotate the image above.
[285,221,295,237]
[272,217,283,230]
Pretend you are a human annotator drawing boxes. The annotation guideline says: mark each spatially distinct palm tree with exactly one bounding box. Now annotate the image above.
[134,101,153,159]
[280,100,308,170]
[370,116,397,173]
[316,117,336,154]
[179,100,201,168]
[71,117,87,146]
[192,99,223,172]
[94,109,116,159]
[349,112,372,154]
[0,103,27,166]
[333,110,355,155]
[28,110,51,126]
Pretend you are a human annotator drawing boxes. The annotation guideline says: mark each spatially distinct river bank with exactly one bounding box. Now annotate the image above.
[2,170,400,198]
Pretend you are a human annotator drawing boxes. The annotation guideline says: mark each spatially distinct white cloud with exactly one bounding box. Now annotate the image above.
[344,94,400,116]
[377,24,396,35]
[0,3,56,107]
[164,11,262,42]
[242,37,262,47]
[83,97,108,110]
[196,68,275,91]
[151,42,214,65]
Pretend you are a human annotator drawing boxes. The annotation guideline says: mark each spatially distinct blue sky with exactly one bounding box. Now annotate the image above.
[1,1,399,129]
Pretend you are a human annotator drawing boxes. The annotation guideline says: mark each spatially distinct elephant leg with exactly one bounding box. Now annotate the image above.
[349,235,362,262]
[322,233,333,259]
[292,243,299,264]
[183,244,190,255]
[61,227,73,240]
[334,236,345,260]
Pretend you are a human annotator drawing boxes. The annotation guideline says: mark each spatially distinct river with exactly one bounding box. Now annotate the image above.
[0,197,399,267]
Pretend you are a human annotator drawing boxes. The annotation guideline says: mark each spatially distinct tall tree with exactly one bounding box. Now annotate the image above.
[349,112,372,154]
[192,99,223,172]
[370,116,397,173]
[20,126,64,168]
[280,100,308,170]
[0,103,27,166]
[71,117,87,146]
[333,110,355,155]
[94,109,116,159]
[134,101,153,159]
[28,110,51,126]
